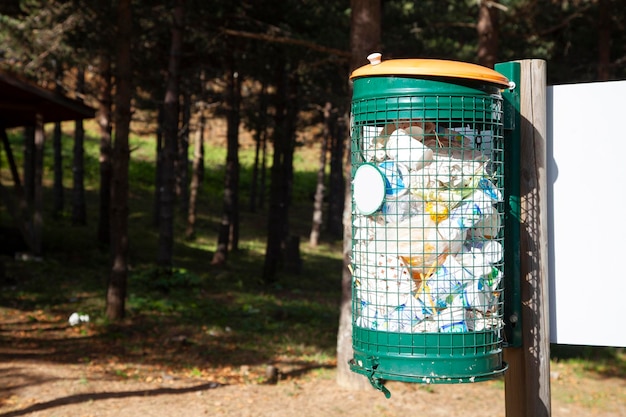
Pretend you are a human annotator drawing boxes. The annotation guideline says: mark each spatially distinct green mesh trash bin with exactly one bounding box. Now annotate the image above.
[348,53,510,397]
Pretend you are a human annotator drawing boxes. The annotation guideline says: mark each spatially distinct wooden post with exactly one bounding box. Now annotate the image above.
[1,127,23,191]
[32,113,45,257]
[504,60,551,416]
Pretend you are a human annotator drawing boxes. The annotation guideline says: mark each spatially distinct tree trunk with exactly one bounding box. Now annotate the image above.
[280,75,300,274]
[262,60,289,283]
[597,0,611,80]
[1,127,23,192]
[212,52,241,265]
[178,90,191,216]
[23,126,35,206]
[72,67,87,226]
[106,0,132,321]
[336,111,360,389]
[157,0,184,269]
[349,0,381,69]
[262,60,297,283]
[259,116,268,210]
[336,0,381,391]
[186,112,205,239]
[32,114,44,257]
[52,64,64,218]
[477,0,499,68]
[97,52,113,247]
[309,102,330,247]
[326,116,344,238]
[153,105,164,228]
[249,82,267,213]
[250,126,262,213]
[52,121,63,217]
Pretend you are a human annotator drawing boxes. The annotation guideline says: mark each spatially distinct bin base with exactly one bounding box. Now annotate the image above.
[350,327,508,397]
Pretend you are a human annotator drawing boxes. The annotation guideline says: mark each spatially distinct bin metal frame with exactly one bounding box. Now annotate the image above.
[348,56,511,397]
[496,61,523,348]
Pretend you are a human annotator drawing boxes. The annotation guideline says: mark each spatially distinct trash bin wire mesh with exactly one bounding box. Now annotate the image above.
[349,77,507,389]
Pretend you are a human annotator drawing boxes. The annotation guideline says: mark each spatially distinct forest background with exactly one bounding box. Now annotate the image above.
[0,1,625,415]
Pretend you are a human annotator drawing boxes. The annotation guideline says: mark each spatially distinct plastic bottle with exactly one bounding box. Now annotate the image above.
[386,129,433,171]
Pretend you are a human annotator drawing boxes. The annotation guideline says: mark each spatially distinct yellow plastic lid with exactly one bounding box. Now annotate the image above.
[350,53,510,88]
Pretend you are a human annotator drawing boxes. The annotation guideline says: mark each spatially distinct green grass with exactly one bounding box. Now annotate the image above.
[551,344,626,379]
[0,121,341,380]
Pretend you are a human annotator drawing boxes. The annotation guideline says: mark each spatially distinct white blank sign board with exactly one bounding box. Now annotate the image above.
[548,80,626,347]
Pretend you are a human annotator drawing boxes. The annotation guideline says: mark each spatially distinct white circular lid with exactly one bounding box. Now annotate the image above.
[353,163,386,215]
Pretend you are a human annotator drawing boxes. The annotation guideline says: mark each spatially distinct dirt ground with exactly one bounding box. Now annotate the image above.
[1,307,625,417]
[1,360,625,417]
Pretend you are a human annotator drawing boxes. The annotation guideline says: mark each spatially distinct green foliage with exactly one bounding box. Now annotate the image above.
[0,0,80,76]
[552,344,626,379]
[381,0,480,61]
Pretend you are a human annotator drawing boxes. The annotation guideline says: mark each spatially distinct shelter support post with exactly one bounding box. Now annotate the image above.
[32,113,45,256]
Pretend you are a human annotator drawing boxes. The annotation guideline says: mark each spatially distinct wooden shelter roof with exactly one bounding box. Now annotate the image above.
[0,71,95,128]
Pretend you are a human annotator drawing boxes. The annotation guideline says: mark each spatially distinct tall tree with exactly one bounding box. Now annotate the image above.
[72,67,87,226]
[97,51,113,247]
[32,115,45,257]
[248,82,268,213]
[597,0,611,80]
[52,0,117,244]
[185,109,205,239]
[178,90,191,216]
[157,0,185,269]
[309,102,330,247]
[52,121,64,217]
[23,126,35,206]
[153,106,164,228]
[106,0,132,321]
[52,63,64,218]
[477,0,501,68]
[326,115,345,238]
[212,48,241,265]
[336,0,381,391]
[262,56,294,283]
